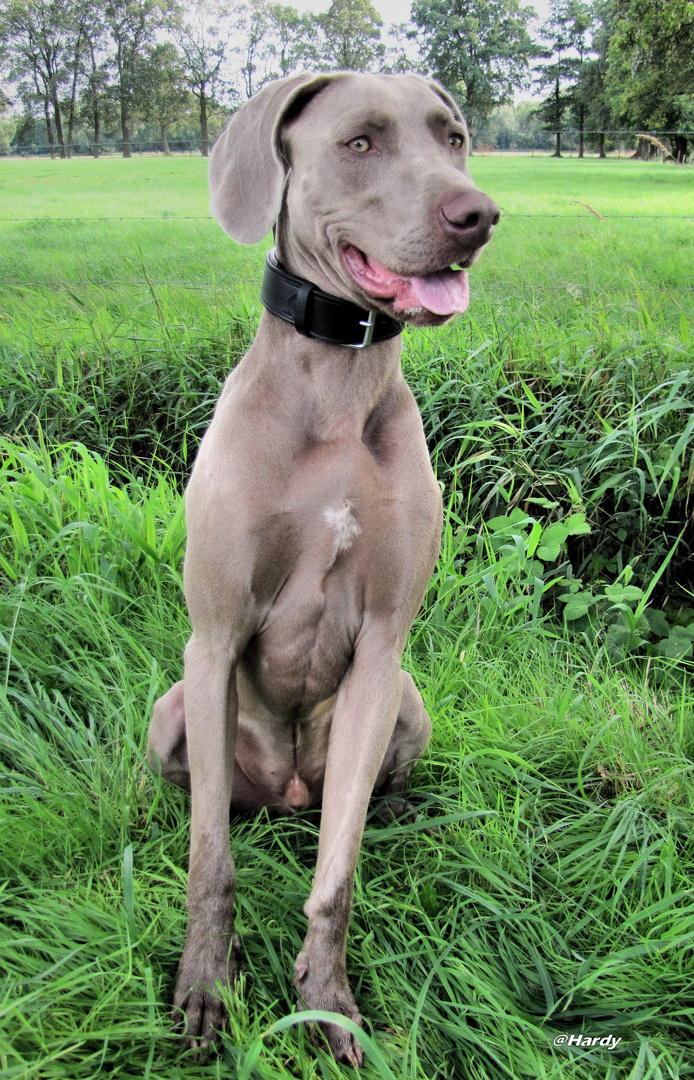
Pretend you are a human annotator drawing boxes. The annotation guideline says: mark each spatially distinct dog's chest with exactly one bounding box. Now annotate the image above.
[241,433,438,716]
[243,549,363,716]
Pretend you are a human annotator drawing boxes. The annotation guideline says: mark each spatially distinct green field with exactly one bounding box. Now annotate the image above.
[1,155,694,1080]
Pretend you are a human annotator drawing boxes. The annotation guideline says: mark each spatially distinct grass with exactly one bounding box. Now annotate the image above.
[1,155,694,1079]
[1,155,693,340]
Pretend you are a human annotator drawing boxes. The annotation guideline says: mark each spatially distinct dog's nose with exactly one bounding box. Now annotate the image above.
[440,191,500,246]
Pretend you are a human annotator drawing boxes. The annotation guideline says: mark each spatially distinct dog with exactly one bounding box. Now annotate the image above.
[147,71,499,1066]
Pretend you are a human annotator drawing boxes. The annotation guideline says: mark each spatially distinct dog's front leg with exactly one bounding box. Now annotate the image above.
[173,634,238,1047]
[294,626,404,1067]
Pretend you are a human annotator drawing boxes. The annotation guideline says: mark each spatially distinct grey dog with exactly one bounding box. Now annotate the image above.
[147,71,499,1066]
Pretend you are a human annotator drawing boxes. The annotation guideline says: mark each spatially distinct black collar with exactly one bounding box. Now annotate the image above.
[260,249,403,349]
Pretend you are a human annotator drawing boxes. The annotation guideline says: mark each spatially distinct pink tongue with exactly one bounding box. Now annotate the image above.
[347,247,470,316]
[408,268,469,315]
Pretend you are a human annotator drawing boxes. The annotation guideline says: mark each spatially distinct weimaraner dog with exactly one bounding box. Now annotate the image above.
[147,71,499,1066]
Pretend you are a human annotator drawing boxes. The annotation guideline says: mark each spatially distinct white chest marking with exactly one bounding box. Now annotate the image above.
[323,500,361,568]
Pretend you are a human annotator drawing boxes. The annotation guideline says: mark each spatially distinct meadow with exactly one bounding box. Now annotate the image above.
[1,153,694,1080]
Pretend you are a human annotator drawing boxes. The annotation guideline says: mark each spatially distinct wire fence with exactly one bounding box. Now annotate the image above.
[2,214,694,221]
[3,210,692,298]
[3,129,694,158]
[2,279,692,294]
[3,210,693,295]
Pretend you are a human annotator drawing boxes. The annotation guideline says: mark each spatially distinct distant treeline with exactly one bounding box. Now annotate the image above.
[0,0,692,162]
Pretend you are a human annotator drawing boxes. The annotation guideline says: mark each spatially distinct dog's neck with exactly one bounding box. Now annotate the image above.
[247,309,404,442]
[276,227,373,316]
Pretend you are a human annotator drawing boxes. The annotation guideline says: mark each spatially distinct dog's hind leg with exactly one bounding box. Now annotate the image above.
[148,679,310,815]
[148,680,190,792]
[371,669,432,821]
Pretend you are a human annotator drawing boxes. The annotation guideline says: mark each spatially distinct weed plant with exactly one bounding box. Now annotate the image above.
[1,156,694,1079]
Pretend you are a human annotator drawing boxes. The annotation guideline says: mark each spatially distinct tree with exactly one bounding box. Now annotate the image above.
[315,0,384,72]
[0,0,75,158]
[176,0,235,156]
[576,54,610,156]
[233,1,316,94]
[608,0,694,160]
[236,0,272,95]
[104,0,170,157]
[575,0,614,159]
[264,3,314,78]
[533,65,567,157]
[533,0,594,157]
[475,100,551,149]
[136,42,190,154]
[410,0,537,130]
[381,21,424,76]
[77,5,113,157]
[0,86,16,152]
[61,11,85,156]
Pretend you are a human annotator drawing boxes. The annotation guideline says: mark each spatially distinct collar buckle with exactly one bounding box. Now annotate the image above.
[348,309,376,350]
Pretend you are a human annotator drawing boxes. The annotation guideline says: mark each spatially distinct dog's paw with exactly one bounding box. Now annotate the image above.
[294,952,364,1067]
[173,933,239,1051]
[373,795,417,824]
[173,985,226,1051]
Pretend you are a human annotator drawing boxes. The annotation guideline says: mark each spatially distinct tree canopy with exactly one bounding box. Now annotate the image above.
[316,0,384,72]
[533,0,594,156]
[0,0,692,160]
[410,0,537,128]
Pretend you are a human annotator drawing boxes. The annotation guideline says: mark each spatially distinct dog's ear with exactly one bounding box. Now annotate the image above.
[425,78,466,126]
[209,72,336,245]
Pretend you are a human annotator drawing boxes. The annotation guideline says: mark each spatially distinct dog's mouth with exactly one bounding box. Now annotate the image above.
[341,245,470,317]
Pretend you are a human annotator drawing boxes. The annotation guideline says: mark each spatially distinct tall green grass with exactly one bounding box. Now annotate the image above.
[2,156,694,1079]
[2,437,694,1079]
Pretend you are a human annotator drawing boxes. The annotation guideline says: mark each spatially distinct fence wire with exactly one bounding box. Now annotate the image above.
[2,214,694,222]
[2,213,692,295]
[4,128,694,155]
[2,280,692,293]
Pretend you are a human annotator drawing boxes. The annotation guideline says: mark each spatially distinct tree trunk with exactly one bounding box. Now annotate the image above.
[161,123,170,156]
[88,41,100,158]
[44,100,56,160]
[92,106,100,158]
[578,103,584,159]
[36,72,56,160]
[200,86,209,157]
[121,106,132,157]
[66,36,82,158]
[51,85,66,158]
[599,132,606,158]
[552,78,561,157]
[632,137,651,160]
[116,46,132,158]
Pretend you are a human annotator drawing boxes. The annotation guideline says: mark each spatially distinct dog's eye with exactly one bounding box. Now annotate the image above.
[449,133,464,150]
[347,137,371,153]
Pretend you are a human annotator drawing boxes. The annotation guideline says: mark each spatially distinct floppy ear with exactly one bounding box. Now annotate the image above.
[209,72,335,245]
[426,78,466,126]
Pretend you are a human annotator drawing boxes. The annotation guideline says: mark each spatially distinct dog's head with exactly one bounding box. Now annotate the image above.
[209,72,499,327]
